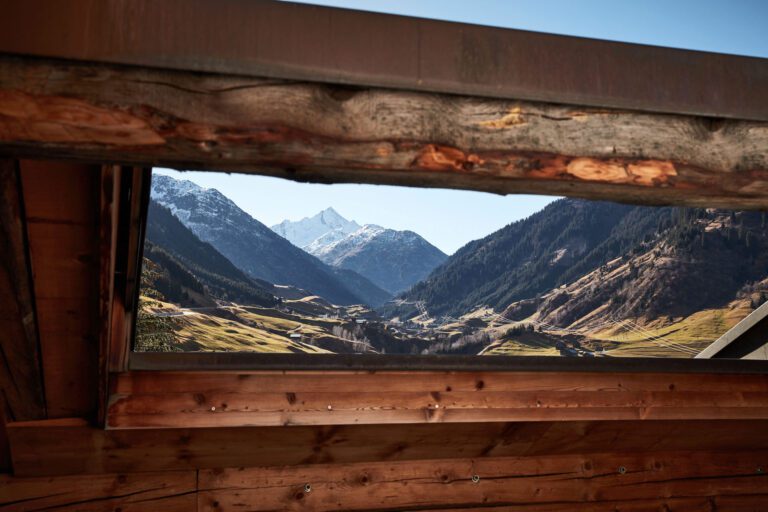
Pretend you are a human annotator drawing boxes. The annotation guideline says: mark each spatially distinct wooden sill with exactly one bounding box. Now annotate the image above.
[106,369,768,430]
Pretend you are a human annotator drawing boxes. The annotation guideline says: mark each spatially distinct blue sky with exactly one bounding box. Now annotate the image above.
[157,1,768,254]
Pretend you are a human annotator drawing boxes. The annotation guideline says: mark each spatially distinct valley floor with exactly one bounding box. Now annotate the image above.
[135,294,752,358]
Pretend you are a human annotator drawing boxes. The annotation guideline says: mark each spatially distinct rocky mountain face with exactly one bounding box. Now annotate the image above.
[271,207,360,250]
[150,175,389,306]
[313,224,448,295]
[390,198,768,324]
[504,208,768,332]
[272,208,447,295]
[144,200,277,308]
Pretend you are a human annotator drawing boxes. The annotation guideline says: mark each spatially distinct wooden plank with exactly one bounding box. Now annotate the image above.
[0,160,45,422]
[97,165,119,426]
[0,470,196,511]
[1,57,768,209]
[107,371,768,429]
[109,168,151,373]
[9,418,768,477]
[20,160,100,419]
[0,398,11,473]
[197,452,768,511]
[113,371,768,394]
[436,497,768,512]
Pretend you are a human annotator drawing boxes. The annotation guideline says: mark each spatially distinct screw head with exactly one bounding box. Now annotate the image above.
[327,404,333,411]
[618,466,627,475]
[210,406,216,412]
[304,483,312,493]
[471,474,480,483]
[758,467,764,474]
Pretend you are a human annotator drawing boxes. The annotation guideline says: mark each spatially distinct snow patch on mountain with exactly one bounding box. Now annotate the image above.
[271,207,360,250]
[312,224,448,294]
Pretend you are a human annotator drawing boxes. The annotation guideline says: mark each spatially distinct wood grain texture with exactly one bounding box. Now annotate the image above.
[9,418,768,478]
[108,168,150,374]
[107,371,768,428]
[0,470,196,511]
[1,56,768,208]
[0,160,45,422]
[20,161,101,419]
[197,452,768,511]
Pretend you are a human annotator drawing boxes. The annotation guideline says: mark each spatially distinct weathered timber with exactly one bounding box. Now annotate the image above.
[96,166,119,426]
[0,398,10,473]
[107,371,768,429]
[20,161,101,419]
[0,470,196,511]
[109,168,151,373]
[8,418,768,477]
[0,160,45,422]
[1,57,768,208]
[197,452,768,511]
[1,0,767,122]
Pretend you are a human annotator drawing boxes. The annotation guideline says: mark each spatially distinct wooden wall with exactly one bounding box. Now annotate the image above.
[20,160,101,420]
[2,161,768,510]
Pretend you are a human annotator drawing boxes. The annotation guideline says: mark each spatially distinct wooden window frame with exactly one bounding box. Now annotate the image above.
[1,0,766,435]
[115,167,768,375]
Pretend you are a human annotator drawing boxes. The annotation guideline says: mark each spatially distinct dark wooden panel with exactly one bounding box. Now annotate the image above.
[107,370,768,429]
[9,418,768,478]
[0,160,45,422]
[198,452,768,511]
[129,351,768,373]
[0,401,10,473]
[0,469,196,511]
[20,160,100,419]
[1,57,768,209]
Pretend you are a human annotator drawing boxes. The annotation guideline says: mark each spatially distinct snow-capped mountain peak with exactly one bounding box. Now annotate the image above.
[271,207,360,249]
[311,224,447,295]
[148,174,378,305]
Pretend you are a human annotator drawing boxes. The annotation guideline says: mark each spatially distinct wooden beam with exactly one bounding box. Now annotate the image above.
[8,418,768,477]
[96,165,120,426]
[0,470,196,511]
[197,452,768,511]
[109,168,151,374]
[1,57,768,208]
[20,161,101,419]
[0,160,45,422]
[107,371,768,429]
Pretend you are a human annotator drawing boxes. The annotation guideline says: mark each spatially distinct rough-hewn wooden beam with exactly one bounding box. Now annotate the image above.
[1,56,768,208]
[0,160,45,422]
[8,418,768,477]
[107,370,768,429]
[197,453,768,511]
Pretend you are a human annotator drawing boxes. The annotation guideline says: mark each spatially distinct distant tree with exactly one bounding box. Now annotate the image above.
[134,259,181,352]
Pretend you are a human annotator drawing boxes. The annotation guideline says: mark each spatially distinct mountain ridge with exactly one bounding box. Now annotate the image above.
[150,175,389,306]
[273,207,448,295]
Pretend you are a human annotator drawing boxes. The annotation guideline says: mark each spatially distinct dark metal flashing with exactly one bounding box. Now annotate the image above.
[1,0,767,121]
[697,301,768,359]
[130,352,768,374]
